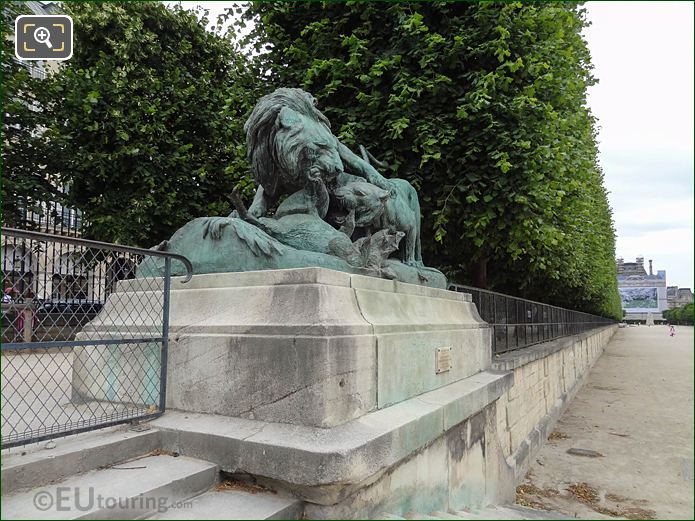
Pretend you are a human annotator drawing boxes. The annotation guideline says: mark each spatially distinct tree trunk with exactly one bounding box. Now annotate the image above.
[472,258,488,289]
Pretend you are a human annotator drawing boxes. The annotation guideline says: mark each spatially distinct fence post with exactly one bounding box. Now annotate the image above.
[159,257,172,414]
[22,307,33,342]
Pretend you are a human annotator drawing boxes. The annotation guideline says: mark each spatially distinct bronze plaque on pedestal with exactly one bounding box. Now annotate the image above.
[435,347,452,374]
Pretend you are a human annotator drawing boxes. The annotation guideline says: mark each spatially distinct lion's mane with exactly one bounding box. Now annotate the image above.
[244,88,332,198]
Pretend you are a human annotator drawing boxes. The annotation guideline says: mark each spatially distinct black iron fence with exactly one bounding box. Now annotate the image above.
[448,283,615,355]
[8,199,84,238]
[1,227,192,449]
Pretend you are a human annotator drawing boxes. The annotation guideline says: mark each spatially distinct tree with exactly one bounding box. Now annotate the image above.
[664,303,694,325]
[39,2,258,246]
[234,1,621,318]
[1,3,62,226]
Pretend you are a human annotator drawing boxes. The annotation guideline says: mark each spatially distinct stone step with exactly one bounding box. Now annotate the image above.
[148,488,303,520]
[1,454,217,519]
[1,425,161,495]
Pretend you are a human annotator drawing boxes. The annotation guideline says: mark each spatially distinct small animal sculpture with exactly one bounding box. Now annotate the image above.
[352,230,405,280]
[328,181,390,237]
[229,188,404,279]
[332,181,423,266]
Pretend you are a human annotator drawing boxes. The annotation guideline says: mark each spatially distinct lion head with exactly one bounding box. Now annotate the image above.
[244,88,344,199]
[333,182,390,227]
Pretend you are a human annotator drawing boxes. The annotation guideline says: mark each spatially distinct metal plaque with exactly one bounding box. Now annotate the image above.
[435,347,452,374]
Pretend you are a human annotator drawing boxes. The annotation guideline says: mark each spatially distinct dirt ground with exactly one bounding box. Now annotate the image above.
[517,325,694,520]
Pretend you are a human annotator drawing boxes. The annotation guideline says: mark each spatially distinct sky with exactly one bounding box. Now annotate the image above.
[171,1,695,289]
[584,1,694,289]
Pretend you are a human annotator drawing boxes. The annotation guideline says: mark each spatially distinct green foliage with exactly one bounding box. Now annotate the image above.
[1,3,62,225]
[237,1,621,318]
[663,303,694,325]
[3,1,621,317]
[37,2,259,245]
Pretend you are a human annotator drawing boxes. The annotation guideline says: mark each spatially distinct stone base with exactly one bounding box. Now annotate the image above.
[71,267,514,517]
[152,369,515,518]
[136,217,448,289]
[76,268,490,428]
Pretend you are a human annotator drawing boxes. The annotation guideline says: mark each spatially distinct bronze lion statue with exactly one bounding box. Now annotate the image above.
[240,88,423,266]
[141,88,443,286]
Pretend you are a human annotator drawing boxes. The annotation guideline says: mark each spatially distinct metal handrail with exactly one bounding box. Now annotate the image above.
[449,282,612,320]
[1,227,193,447]
[448,282,615,354]
[1,227,194,282]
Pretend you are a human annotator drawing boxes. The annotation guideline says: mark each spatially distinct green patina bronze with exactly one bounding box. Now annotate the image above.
[139,88,446,288]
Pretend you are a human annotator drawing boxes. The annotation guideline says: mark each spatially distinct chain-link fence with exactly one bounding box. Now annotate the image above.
[448,283,615,355]
[1,227,191,448]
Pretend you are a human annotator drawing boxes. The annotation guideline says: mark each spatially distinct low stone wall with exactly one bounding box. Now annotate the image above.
[493,325,618,480]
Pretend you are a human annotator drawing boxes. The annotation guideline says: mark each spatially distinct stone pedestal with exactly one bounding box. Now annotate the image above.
[74,268,515,517]
[79,268,491,428]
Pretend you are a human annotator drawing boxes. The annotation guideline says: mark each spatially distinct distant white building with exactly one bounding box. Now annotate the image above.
[616,257,667,323]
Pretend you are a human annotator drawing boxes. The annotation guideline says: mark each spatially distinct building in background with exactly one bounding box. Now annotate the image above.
[8,1,62,78]
[2,2,136,308]
[616,257,667,323]
[667,286,694,309]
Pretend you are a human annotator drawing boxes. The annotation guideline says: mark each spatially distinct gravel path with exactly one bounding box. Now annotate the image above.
[517,325,694,519]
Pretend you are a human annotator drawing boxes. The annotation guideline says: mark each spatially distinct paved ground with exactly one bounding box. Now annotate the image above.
[517,325,694,520]
[1,349,147,445]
